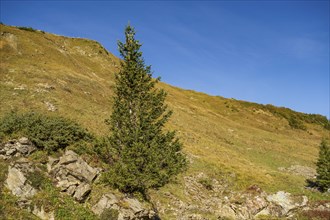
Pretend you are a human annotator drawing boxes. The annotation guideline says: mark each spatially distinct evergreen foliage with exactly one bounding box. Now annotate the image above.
[315,140,330,192]
[0,111,92,152]
[105,25,186,194]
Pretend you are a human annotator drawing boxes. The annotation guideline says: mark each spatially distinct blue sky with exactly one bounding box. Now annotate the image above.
[1,1,329,117]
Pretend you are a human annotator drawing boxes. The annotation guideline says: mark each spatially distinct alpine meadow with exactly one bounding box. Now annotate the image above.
[0,23,329,219]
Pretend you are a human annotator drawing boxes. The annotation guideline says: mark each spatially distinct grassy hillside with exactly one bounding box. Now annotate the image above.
[1,24,329,217]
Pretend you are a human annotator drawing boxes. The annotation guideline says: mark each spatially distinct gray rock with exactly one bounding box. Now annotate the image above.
[266,191,308,216]
[1,138,36,159]
[92,194,118,215]
[255,208,271,218]
[218,205,236,219]
[48,150,99,202]
[18,137,30,145]
[5,164,37,198]
[123,197,144,214]
[51,150,98,182]
[92,193,156,220]
[73,183,91,202]
[56,179,79,192]
[47,156,59,172]
[6,147,17,156]
[66,185,77,196]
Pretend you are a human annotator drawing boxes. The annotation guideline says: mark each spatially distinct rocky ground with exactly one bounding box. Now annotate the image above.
[1,138,329,219]
[1,138,157,220]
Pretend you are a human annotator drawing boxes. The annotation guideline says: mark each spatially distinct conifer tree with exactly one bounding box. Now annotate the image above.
[315,140,330,192]
[105,25,186,194]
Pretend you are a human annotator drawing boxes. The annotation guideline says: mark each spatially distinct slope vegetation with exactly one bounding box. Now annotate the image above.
[1,24,329,218]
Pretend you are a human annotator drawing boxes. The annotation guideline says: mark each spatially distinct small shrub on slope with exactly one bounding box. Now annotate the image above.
[0,111,92,152]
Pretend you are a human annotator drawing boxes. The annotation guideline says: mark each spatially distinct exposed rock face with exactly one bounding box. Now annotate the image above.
[266,191,308,217]
[153,173,310,220]
[92,193,157,220]
[5,158,37,198]
[48,150,100,202]
[218,188,308,219]
[0,137,36,159]
[229,185,269,219]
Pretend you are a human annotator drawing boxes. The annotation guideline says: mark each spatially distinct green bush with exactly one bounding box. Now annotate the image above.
[17,26,38,32]
[287,116,306,130]
[0,111,93,152]
[26,170,48,190]
[198,178,213,190]
[239,101,330,130]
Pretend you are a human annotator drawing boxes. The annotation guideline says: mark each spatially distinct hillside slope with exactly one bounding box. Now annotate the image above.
[1,24,329,218]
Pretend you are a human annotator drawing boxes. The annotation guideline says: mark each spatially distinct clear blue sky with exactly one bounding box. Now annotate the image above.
[1,1,329,117]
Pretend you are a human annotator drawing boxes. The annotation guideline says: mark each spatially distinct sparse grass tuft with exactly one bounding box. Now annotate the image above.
[198,178,213,190]
[100,208,119,220]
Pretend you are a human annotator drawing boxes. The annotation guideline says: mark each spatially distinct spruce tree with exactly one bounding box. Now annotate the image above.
[105,25,186,194]
[315,140,330,192]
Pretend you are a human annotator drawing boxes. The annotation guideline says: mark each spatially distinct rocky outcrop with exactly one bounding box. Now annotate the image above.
[5,158,37,198]
[266,191,308,217]
[2,144,158,219]
[154,173,310,220]
[92,193,157,220]
[0,137,36,159]
[216,188,308,219]
[48,150,100,202]
[5,148,54,220]
[1,139,315,219]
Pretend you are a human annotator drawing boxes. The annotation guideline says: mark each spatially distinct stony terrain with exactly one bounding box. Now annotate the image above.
[1,137,329,220]
[1,138,157,220]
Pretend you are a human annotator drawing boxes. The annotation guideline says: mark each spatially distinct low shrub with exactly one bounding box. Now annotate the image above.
[198,178,213,190]
[0,111,93,152]
[27,170,48,190]
[239,101,330,130]
[17,26,38,32]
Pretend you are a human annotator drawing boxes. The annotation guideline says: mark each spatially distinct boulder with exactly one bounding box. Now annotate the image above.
[92,194,119,215]
[73,182,91,202]
[50,150,99,182]
[5,159,37,198]
[48,150,99,202]
[266,191,308,216]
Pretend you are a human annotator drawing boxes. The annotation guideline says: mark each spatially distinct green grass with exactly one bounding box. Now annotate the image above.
[1,23,329,218]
